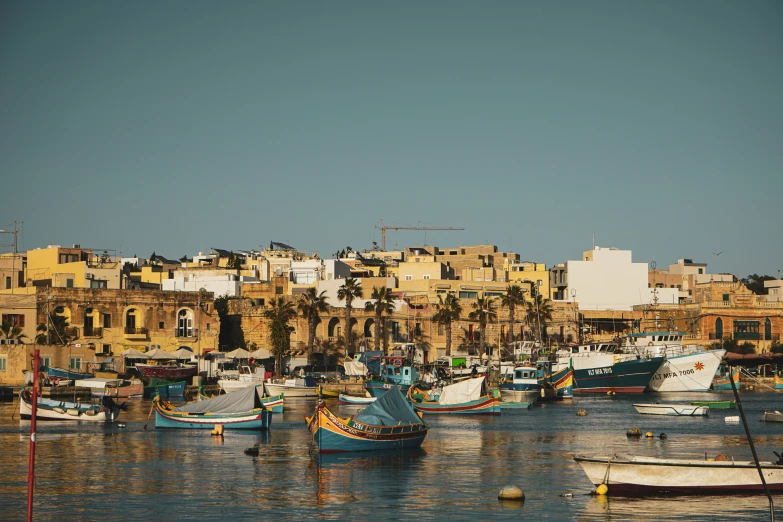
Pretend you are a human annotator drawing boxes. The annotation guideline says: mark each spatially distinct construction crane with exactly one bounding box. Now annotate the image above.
[374,219,465,251]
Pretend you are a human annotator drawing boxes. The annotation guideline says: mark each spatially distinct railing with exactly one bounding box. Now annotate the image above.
[174,328,198,338]
[124,326,148,335]
[83,327,103,337]
[64,327,79,339]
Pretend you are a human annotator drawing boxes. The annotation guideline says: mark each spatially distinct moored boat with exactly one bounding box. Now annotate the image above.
[90,379,143,398]
[712,365,740,391]
[19,390,120,421]
[264,376,319,398]
[338,394,377,405]
[154,384,272,429]
[762,410,783,423]
[690,400,736,409]
[633,403,709,416]
[306,386,427,453]
[557,342,664,394]
[498,365,540,403]
[218,365,266,393]
[136,363,198,381]
[624,331,726,392]
[408,377,501,415]
[45,366,92,380]
[574,454,783,494]
[365,356,418,398]
[536,360,574,401]
[143,380,187,399]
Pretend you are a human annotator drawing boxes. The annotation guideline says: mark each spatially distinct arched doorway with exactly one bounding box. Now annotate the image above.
[715,317,723,341]
[327,317,340,340]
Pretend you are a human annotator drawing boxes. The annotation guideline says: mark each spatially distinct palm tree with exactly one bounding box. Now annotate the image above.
[264,297,297,376]
[468,296,497,358]
[35,323,48,345]
[37,314,75,345]
[297,288,330,364]
[0,321,26,343]
[432,292,462,357]
[501,285,526,346]
[364,286,395,352]
[525,294,554,343]
[337,278,363,355]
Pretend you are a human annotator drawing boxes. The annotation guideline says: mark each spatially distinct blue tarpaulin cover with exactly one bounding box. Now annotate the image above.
[354,386,423,427]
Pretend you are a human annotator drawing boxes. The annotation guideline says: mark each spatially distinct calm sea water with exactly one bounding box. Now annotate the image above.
[2,391,783,521]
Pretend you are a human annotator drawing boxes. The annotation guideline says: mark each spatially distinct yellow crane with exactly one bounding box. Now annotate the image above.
[374,219,465,251]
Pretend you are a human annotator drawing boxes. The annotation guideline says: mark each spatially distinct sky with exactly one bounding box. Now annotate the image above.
[1,1,781,277]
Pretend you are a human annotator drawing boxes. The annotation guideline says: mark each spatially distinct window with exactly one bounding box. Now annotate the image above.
[159,321,165,329]
[275,286,283,295]
[102,344,111,354]
[698,268,704,274]
[41,356,51,368]
[0,356,6,371]
[438,323,444,336]
[2,314,25,327]
[66,278,74,288]
[722,294,729,302]
[103,314,112,328]
[206,323,210,330]
[69,357,82,371]
[423,275,430,280]
[405,275,412,281]
[415,323,421,336]
[5,276,10,289]
[90,280,107,289]
[734,320,759,340]
[459,291,478,299]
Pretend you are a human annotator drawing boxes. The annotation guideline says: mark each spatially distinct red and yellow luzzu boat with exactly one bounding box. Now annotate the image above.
[306,386,427,453]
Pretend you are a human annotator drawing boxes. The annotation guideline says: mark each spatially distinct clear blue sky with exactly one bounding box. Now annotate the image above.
[1,1,781,277]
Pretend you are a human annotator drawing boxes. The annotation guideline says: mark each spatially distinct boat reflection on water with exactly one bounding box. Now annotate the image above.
[582,494,769,521]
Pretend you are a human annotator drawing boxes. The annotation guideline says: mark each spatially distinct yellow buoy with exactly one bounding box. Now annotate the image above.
[498,485,525,500]
[596,484,608,495]
[576,409,588,416]
[646,431,654,438]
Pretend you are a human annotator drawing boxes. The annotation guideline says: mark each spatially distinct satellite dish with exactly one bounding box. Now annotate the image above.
[275,267,283,276]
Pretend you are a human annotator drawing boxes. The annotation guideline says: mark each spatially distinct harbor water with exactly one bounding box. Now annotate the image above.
[2,391,783,521]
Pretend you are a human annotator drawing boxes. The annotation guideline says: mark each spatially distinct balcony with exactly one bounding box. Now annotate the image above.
[174,328,199,339]
[83,327,103,338]
[124,326,149,339]
[64,327,79,340]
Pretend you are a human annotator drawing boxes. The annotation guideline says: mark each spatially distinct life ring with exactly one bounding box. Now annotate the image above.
[393,359,402,368]
[248,357,256,365]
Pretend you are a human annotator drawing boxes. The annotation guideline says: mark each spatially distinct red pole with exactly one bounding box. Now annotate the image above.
[27,349,40,522]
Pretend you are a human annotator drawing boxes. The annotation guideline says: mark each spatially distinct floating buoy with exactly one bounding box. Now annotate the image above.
[117,423,126,429]
[576,409,588,416]
[498,485,525,501]
[659,433,667,440]
[596,484,608,495]
[748,385,755,391]
[212,424,224,437]
[606,391,615,396]
[645,431,654,438]
[561,493,573,498]
[244,444,260,457]
[626,427,642,438]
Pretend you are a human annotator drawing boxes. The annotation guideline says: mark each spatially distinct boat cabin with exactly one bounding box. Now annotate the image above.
[379,357,418,386]
[569,343,618,355]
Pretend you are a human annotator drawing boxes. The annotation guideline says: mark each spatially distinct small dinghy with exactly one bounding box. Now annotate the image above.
[633,403,709,416]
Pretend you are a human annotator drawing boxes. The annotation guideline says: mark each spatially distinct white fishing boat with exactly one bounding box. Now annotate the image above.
[19,390,120,421]
[218,365,266,392]
[338,393,377,405]
[633,403,709,416]
[264,376,319,398]
[762,410,783,423]
[574,454,783,494]
[624,331,725,392]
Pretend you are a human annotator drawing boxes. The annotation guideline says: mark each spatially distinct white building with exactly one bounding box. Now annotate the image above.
[565,246,678,311]
[163,272,256,297]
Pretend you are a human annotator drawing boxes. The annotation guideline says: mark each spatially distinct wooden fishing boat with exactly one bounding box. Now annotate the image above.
[499,365,540,402]
[338,394,377,405]
[218,365,266,392]
[365,356,418,398]
[318,386,340,398]
[199,390,285,413]
[306,386,427,453]
[154,384,272,429]
[19,390,120,421]
[264,376,319,398]
[690,400,736,409]
[775,372,783,390]
[574,454,783,494]
[143,380,187,399]
[712,366,739,391]
[633,403,709,416]
[90,379,143,399]
[136,363,198,381]
[45,366,92,380]
[762,410,783,423]
[408,377,501,415]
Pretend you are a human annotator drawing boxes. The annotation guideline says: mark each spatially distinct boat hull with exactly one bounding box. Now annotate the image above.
[776,374,783,390]
[573,357,664,394]
[153,401,271,429]
[538,366,574,400]
[136,364,198,381]
[411,394,501,415]
[690,400,735,409]
[712,369,740,390]
[338,394,377,405]
[307,404,427,453]
[264,383,318,398]
[45,367,92,380]
[575,456,783,495]
[19,391,117,422]
[365,381,412,398]
[91,381,143,398]
[633,403,709,416]
[646,350,725,392]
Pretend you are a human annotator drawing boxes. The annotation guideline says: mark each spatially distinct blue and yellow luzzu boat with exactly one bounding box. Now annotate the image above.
[408,377,501,415]
[306,386,427,453]
[712,366,740,391]
[154,384,271,430]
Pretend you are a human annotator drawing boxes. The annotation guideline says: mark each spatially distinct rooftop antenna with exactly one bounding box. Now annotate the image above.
[592,233,595,250]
